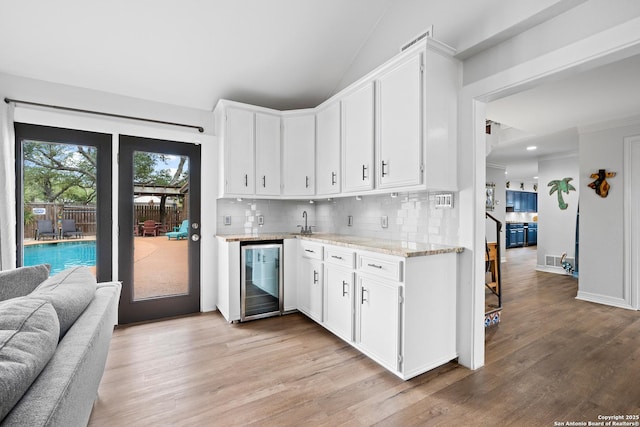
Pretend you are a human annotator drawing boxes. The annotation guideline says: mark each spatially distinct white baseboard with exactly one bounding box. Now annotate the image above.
[576,291,635,310]
[535,265,570,275]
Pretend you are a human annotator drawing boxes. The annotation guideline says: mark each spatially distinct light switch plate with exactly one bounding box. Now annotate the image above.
[257,215,264,225]
[381,216,388,228]
[223,215,232,225]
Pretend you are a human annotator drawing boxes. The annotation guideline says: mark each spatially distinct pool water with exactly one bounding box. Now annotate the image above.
[23,241,96,274]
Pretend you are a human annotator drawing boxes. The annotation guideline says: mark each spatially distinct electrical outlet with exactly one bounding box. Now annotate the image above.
[347,215,353,227]
[224,215,232,225]
[381,216,388,228]
[257,215,264,225]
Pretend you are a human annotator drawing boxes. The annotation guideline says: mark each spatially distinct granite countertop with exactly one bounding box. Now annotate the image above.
[216,232,464,258]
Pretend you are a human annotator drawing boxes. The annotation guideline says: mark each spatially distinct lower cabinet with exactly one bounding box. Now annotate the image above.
[298,242,324,323]
[297,240,458,380]
[356,275,400,371]
[324,264,354,342]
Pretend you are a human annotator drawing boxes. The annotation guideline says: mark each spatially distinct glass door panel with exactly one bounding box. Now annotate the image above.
[241,243,283,320]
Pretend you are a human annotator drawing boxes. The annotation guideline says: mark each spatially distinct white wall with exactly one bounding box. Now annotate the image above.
[577,120,640,309]
[536,155,579,271]
[0,72,218,312]
[486,165,506,259]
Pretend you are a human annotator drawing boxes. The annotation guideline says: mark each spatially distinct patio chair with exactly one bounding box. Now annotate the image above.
[142,219,159,237]
[166,220,189,240]
[35,220,57,240]
[61,219,82,239]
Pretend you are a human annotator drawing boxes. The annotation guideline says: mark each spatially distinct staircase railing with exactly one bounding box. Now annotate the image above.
[485,212,503,310]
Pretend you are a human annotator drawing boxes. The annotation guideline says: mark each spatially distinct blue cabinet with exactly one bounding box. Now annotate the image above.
[527,223,538,245]
[506,191,538,212]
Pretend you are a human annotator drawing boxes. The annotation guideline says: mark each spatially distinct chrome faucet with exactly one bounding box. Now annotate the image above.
[297,211,313,235]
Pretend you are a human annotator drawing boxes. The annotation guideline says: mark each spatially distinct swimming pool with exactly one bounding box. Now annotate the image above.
[23,241,96,274]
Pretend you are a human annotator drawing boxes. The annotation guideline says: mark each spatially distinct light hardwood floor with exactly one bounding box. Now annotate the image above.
[89,247,640,426]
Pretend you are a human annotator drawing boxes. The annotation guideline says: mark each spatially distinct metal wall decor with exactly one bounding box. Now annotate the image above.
[548,177,576,210]
[486,183,496,211]
[588,169,616,198]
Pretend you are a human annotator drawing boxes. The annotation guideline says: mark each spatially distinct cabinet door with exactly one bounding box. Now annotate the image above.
[299,257,323,322]
[342,82,375,193]
[356,276,399,371]
[377,53,423,189]
[255,112,281,196]
[282,114,315,196]
[324,265,353,342]
[513,192,522,212]
[316,102,341,195]
[225,107,255,195]
[506,191,514,208]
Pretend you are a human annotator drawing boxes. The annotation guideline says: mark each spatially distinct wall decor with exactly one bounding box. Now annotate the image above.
[588,169,616,198]
[485,183,496,211]
[548,177,576,210]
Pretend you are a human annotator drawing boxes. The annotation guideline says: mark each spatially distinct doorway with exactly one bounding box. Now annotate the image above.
[14,123,113,282]
[118,135,201,324]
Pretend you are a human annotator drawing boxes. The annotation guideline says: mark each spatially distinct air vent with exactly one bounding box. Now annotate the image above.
[545,255,574,268]
[400,26,433,52]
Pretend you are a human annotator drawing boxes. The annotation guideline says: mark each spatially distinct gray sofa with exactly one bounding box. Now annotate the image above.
[0,264,121,427]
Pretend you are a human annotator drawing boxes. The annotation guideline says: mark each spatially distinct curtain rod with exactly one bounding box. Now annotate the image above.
[4,97,204,133]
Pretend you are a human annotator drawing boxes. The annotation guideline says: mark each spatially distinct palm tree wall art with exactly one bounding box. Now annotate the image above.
[548,177,576,210]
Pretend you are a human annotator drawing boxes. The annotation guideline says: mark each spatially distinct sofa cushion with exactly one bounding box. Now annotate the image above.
[0,264,51,302]
[30,267,97,340]
[0,298,60,422]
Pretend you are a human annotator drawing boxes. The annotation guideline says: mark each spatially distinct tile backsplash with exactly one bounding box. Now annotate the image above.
[216,191,459,245]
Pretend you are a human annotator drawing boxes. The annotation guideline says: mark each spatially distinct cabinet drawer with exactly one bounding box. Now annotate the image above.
[358,253,403,282]
[300,241,323,260]
[325,246,355,269]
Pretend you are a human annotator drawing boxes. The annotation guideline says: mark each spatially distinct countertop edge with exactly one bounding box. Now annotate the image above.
[216,233,465,257]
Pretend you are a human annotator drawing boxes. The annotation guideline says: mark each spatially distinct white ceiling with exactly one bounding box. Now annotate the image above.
[486,52,640,183]
[0,0,578,112]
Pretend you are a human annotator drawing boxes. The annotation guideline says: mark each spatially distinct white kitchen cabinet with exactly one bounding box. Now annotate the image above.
[255,112,281,196]
[315,101,341,196]
[356,275,400,372]
[341,82,375,193]
[222,107,255,196]
[324,263,354,343]
[282,113,315,196]
[298,241,323,322]
[376,52,423,189]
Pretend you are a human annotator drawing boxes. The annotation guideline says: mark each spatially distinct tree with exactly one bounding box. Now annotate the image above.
[23,141,97,204]
[548,177,576,210]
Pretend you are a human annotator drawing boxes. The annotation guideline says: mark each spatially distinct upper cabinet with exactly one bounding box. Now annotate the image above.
[376,52,423,189]
[221,106,255,196]
[282,113,315,196]
[255,112,281,196]
[215,38,459,199]
[342,82,375,193]
[315,102,341,196]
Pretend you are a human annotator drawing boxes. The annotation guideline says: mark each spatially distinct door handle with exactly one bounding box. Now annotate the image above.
[361,287,368,304]
[191,234,200,242]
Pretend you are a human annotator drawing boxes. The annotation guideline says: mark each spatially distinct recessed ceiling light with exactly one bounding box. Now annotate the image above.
[526,146,537,151]
[533,176,538,179]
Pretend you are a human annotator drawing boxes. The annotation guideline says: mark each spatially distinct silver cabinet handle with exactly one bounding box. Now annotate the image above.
[362,164,368,181]
[331,255,343,260]
[313,270,318,284]
[381,160,388,177]
[262,175,266,188]
[342,280,349,297]
[244,174,248,187]
[305,176,309,188]
[361,287,368,304]
[305,249,315,253]
[367,263,383,269]
[331,171,337,186]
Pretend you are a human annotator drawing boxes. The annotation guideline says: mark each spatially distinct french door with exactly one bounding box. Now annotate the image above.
[14,123,113,282]
[118,135,201,323]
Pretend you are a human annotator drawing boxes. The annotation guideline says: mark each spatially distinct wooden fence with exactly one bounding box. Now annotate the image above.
[25,203,184,240]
